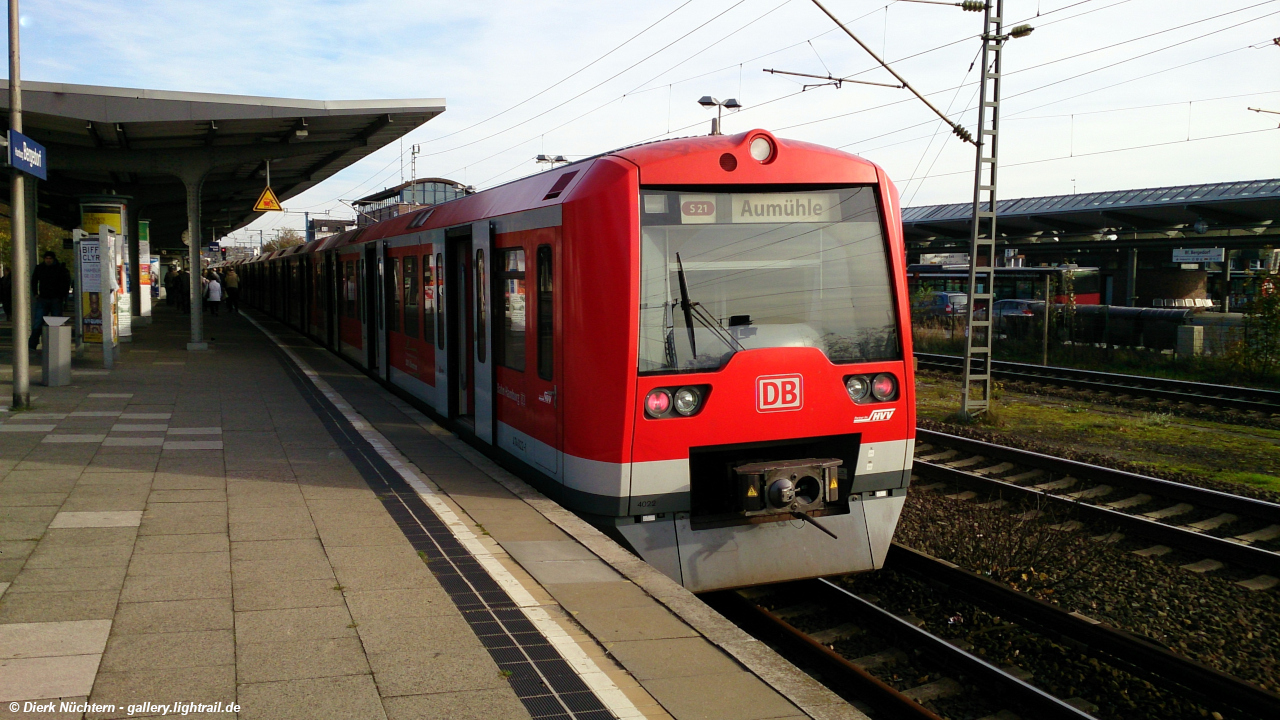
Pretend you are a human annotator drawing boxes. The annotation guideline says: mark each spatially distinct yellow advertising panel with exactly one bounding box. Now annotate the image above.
[81,210,123,234]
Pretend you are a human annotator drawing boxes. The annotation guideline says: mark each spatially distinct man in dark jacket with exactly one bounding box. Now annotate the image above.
[30,251,72,350]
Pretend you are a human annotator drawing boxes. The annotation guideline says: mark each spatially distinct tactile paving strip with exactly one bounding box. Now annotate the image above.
[274,346,615,720]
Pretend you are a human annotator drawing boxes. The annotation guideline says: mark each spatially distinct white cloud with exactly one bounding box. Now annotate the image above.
[12,0,1280,240]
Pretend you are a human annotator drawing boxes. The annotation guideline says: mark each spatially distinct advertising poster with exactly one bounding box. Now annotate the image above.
[79,240,102,343]
[139,220,152,319]
[81,205,123,236]
[117,236,132,340]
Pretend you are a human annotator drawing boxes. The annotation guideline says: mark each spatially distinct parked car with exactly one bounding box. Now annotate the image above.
[914,291,968,318]
[993,299,1044,335]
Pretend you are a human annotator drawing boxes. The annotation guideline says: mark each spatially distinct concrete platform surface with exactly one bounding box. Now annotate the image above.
[0,307,863,720]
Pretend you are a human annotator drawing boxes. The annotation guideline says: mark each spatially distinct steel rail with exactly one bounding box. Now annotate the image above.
[912,461,1280,576]
[887,544,1280,719]
[917,429,1280,522]
[714,592,945,720]
[915,352,1280,414]
[810,579,1095,720]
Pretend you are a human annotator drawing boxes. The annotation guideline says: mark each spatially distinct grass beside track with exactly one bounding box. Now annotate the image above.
[915,374,1280,494]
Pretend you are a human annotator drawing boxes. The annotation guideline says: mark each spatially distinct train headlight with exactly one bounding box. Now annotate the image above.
[749,136,775,163]
[645,389,672,417]
[674,387,701,416]
[871,373,898,402]
[845,376,870,403]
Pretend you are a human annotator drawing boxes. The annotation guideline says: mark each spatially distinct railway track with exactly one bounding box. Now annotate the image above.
[914,353,1280,415]
[710,574,1096,720]
[711,544,1278,719]
[913,429,1280,589]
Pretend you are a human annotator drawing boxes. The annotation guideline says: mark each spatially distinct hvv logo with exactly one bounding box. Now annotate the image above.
[756,374,803,412]
[854,408,896,424]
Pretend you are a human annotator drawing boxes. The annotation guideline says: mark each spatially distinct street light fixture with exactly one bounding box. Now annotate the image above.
[698,96,742,136]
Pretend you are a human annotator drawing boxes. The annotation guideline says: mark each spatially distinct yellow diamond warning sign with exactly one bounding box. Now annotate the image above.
[254,186,283,212]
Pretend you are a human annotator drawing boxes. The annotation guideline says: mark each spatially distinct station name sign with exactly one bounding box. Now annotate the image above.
[1172,248,1224,263]
[7,130,47,180]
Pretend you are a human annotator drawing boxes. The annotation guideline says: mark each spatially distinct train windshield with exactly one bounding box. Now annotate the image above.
[638,186,900,374]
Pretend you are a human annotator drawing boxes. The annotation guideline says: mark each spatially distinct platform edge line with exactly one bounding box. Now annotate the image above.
[244,314,642,720]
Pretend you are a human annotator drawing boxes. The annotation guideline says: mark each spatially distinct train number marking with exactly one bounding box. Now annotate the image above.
[854,408,896,423]
[756,374,803,413]
[681,200,715,216]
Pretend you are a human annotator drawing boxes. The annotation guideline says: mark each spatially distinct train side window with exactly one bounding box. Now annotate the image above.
[388,257,401,332]
[496,248,526,371]
[356,259,364,322]
[476,249,487,364]
[403,256,419,338]
[344,261,355,318]
[435,252,444,349]
[536,245,553,381]
[422,254,435,344]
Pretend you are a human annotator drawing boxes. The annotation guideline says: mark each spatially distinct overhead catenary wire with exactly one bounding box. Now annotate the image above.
[807,0,976,142]
[290,0,700,208]
[294,0,1131,209]
[776,3,1276,137]
[893,126,1280,185]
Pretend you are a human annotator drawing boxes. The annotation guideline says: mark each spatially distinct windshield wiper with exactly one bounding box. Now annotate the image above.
[675,253,745,357]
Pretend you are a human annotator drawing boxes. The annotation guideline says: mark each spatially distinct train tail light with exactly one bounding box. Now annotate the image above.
[871,373,898,402]
[645,389,672,417]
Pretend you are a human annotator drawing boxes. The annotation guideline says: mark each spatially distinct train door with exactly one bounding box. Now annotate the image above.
[325,253,337,349]
[381,240,395,382]
[446,227,475,430]
[364,244,379,372]
[525,240,562,476]
[432,243,449,418]
[473,224,493,444]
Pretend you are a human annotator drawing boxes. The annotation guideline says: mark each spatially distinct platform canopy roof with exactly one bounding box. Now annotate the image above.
[0,80,445,248]
[903,179,1280,247]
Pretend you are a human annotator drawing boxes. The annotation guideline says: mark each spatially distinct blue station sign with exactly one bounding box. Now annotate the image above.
[8,130,47,180]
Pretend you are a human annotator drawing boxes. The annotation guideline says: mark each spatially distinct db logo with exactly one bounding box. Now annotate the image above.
[756,374,803,412]
[854,408,896,424]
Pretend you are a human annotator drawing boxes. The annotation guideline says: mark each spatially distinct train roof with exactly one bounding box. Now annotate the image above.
[242,130,885,265]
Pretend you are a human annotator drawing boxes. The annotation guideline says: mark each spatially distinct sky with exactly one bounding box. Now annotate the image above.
[12,0,1280,244]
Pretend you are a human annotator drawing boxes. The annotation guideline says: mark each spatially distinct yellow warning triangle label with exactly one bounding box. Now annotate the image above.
[254,186,283,212]
[746,486,758,497]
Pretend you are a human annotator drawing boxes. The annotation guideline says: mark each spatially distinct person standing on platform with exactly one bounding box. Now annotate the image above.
[178,269,191,314]
[224,268,240,314]
[30,251,72,350]
[200,272,211,314]
[0,271,12,322]
[164,266,177,306]
[206,273,223,316]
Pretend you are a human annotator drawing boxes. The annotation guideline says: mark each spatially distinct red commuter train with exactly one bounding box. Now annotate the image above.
[232,129,916,592]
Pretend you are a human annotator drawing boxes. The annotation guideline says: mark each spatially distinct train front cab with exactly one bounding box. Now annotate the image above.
[600,134,917,592]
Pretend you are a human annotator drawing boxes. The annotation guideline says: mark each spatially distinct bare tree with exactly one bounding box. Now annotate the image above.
[261,228,304,254]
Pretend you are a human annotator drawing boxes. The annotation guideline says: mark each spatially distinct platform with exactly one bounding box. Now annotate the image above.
[0,308,863,720]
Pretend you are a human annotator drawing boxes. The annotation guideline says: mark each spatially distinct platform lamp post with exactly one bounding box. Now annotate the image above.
[959,3,1033,421]
[8,0,30,408]
[697,97,741,135]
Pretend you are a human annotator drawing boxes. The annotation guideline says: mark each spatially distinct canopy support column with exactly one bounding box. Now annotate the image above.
[183,170,208,350]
